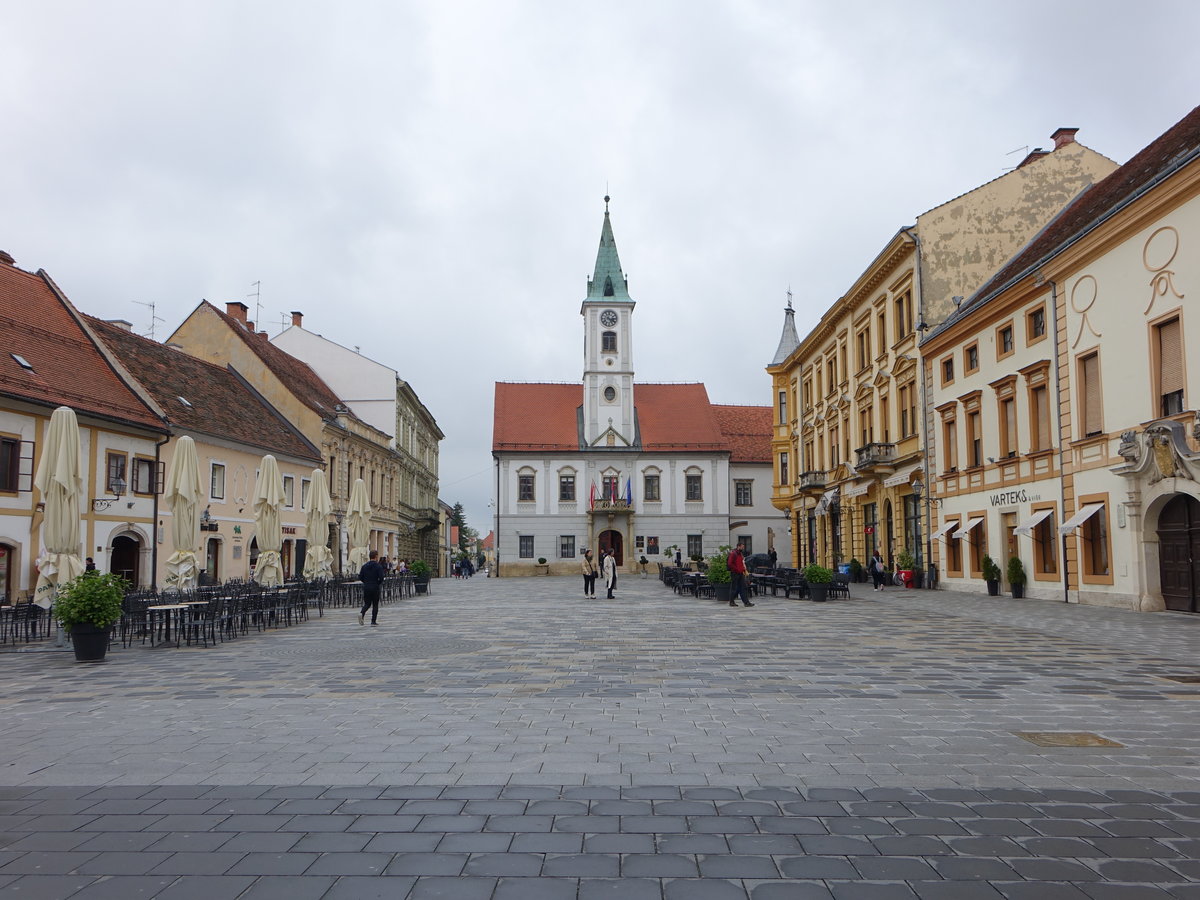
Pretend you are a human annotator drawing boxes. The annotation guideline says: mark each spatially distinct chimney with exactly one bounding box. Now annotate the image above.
[104,319,134,332]
[246,321,254,333]
[258,331,269,341]
[291,310,304,328]
[225,301,249,324]
[1017,148,1050,169]
[1051,127,1079,151]
[0,251,14,266]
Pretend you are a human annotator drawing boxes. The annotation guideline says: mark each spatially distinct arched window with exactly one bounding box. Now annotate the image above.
[602,331,617,352]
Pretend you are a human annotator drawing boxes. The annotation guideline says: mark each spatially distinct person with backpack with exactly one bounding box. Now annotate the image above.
[727,542,755,608]
[870,549,886,591]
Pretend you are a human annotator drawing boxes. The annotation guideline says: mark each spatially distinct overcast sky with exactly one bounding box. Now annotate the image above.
[4,1,1197,533]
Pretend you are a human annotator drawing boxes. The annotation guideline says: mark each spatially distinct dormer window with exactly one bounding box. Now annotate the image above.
[604,276,614,297]
[602,331,617,352]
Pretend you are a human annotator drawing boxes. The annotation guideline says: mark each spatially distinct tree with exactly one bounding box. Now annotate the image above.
[451,501,477,552]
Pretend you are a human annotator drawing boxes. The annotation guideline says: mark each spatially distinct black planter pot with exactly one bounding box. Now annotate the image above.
[70,623,112,662]
[809,583,830,602]
[415,577,429,595]
[986,580,1000,596]
[714,583,732,603]
[1011,583,1025,599]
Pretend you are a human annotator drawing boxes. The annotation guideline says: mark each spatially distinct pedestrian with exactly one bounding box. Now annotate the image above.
[675,548,683,568]
[870,549,886,591]
[727,541,755,608]
[581,549,597,598]
[85,557,96,572]
[358,549,385,626]
[602,548,618,599]
[768,547,777,569]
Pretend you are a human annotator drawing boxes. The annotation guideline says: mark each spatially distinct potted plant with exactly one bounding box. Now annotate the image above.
[534,556,550,575]
[410,559,432,593]
[982,555,1001,596]
[1007,555,1026,599]
[706,548,732,603]
[802,563,834,602]
[53,571,127,662]
[848,557,864,583]
[896,548,916,588]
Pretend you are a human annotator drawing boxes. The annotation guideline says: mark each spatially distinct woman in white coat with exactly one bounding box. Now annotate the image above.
[602,549,618,599]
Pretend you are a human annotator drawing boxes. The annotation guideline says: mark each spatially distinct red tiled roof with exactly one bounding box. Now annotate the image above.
[198,301,347,420]
[0,263,166,432]
[492,382,736,453]
[85,316,322,464]
[967,104,1200,313]
[711,404,773,463]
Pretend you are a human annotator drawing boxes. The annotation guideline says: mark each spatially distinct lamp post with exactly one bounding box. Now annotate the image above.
[912,479,927,589]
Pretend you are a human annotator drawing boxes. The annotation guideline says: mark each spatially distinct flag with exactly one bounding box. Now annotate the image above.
[589,482,596,509]
[624,478,632,505]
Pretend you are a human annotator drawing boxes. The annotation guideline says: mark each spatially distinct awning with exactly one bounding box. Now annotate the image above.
[883,463,921,488]
[842,480,871,498]
[930,521,959,541]
[1014,507,1055,537]
[952,516,985,539]
[1058,502,1105,536]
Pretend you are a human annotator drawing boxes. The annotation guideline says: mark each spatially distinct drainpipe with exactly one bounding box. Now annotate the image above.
[494,457,501,577]
[901,227,934,588]
[150,432,171,590]
[1039,274,1071,603]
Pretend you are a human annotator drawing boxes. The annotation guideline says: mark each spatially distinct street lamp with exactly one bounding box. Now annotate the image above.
[911,480,926,588]
[91,477,126,512]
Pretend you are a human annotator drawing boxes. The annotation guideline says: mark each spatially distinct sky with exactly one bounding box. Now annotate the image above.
[4,0,1198,534]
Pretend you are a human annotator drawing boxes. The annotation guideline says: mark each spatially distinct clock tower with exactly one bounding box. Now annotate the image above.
[581,196,636,448]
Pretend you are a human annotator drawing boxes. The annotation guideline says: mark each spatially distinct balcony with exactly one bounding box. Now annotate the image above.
[855,442,897,471]
[798,470,827,492]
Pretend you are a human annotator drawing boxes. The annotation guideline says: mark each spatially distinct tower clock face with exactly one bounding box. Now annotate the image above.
[600,309,618,327]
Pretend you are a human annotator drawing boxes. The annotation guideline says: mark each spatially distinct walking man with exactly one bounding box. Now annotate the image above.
[602,548,618,599]
[358,549,385,626]
[727,541,755,608]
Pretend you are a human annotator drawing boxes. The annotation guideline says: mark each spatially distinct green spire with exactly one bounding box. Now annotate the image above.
[587,195,630,301]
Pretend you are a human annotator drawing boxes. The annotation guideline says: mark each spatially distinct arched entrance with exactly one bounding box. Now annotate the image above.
[110,535,140,586]
[598,529,623,566]
[1158,493,1200,613]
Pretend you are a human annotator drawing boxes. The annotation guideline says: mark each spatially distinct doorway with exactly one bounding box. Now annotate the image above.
[110,535,140,587]
[598,529,623,566]
[1158,493,1200,613]
[205,538,221,584]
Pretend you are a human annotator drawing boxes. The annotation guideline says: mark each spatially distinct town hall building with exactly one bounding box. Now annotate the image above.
[491,199,788,576]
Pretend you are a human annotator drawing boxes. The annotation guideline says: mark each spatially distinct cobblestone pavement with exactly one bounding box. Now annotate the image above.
[3,574,1200,898]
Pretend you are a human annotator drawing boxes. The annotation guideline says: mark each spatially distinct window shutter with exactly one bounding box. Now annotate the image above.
[1082,354,1102,436]
[1159,318,1183,395]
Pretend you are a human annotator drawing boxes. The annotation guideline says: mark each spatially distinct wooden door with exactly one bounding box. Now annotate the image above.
[1158,494,1200,613]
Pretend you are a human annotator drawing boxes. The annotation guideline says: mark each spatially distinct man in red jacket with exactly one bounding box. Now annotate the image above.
[727,542,755,608]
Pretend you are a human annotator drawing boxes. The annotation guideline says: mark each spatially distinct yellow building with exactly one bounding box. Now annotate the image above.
[769,129,1118,576]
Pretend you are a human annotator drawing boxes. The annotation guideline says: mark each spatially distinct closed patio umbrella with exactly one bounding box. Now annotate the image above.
[33,406,85,608]
[163,436,202,592]
[252,454,286,587]
[303,467,333,579]
[347,477,371,571]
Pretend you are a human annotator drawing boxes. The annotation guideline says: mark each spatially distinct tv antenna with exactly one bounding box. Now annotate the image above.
[248,281,262,328]
[132,300,164,340]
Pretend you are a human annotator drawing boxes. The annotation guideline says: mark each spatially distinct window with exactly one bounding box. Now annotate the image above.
[685,473,702,501]
[857,326,871,369]
[945,518,963,576]
[880,394,890,442]
[1156,317,1184,416]
[211,463,225,500]
[899,384,915,438]
[863,502,878,552]
[559,535,576,558]
[903,494,920,564]
[518,535,534,558]
[301,478,311,510]
[859,407,872,446]
[877,309,887,356]
[942,415,958,473]
[559,474,575,502]
[998,323,1015,358]
[518,473,535,502]
[644,473,660,502]
[602,475,619,500]
[1000,397,1017,458]
[826,357,837,392]
[967,410,982,468]
[778,390,787,425]
[1027,306,1046,342]
[603,386,616,402]
[1033,508,1057,576]
[941,357,954,386]
[735,480,752,506]
[131,457,156,494]
[283,475,295,508]
[965,343,979,374]
[686,534,703,558]
[894,291,911,340]
[0,437,19,492]
[1081,502,1110,580]
[829,422,840,467]
[106,451,127,495]
[602,331,617,351]
[1030,385,1050,451]
[739,536,753,555]
[1079,352,1102,437]
[778,453,789,487]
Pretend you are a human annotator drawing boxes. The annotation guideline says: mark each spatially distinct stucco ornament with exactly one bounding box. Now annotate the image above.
[1117,431,1141,465]
[1113,421,1196,484]
[1069,275,1102,349]
[1143,226,1184,315]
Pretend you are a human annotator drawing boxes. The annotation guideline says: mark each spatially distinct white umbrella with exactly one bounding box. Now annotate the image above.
[163,436,203,592]
[33,406,85,608]
[346,477,372,571]
[303,467,333,579]
[252,454,286,587]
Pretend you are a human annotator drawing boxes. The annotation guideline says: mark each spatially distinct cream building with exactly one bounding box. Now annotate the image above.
[769,129,1118,575]
[923,104,1200,610]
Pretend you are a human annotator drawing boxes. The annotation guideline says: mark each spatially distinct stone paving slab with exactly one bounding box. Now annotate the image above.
[3,574,1200,895]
